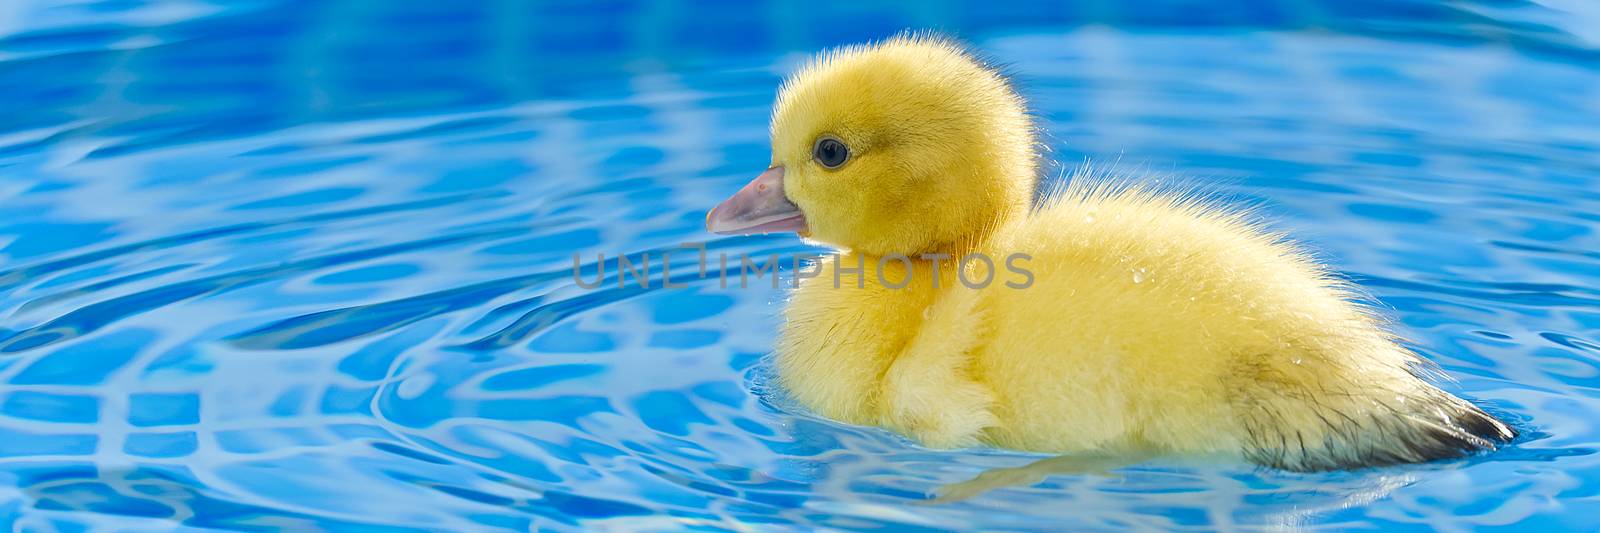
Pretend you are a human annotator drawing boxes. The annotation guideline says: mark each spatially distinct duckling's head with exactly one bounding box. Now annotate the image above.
[707,34,1037,256]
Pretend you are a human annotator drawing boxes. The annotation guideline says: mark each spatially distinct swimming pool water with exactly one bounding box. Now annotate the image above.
[1,0,1598,530]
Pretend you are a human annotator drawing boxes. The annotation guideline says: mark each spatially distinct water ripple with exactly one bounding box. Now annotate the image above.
[1,226,525,354]
[3,1,1600,530]
[0,191,505,293]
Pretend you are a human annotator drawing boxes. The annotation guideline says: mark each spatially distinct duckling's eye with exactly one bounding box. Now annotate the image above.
[813,137,849,169]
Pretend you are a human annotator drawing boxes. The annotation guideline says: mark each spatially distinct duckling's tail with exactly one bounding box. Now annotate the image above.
[1385,390,1517,464]
[1233,360,1517,472]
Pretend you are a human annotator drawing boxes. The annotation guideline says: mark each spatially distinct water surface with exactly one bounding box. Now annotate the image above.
[1,1,1598,530]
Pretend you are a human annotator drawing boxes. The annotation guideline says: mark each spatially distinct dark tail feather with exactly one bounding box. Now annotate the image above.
[1240,387,1517,472]
[1395,400,1516,464]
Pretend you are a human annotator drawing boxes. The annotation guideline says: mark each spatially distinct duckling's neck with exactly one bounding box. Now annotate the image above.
[906,203,1025,260]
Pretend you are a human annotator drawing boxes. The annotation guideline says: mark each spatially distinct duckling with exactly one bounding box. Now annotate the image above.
[705,34,1515,471]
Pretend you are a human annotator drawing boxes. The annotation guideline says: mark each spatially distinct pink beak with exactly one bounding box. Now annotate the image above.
[705,166,808,235]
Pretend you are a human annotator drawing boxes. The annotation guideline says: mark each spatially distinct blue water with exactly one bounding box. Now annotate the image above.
[1,0,1598,530]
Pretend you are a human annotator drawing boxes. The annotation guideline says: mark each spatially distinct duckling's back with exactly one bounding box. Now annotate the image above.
[975,179,1515,470]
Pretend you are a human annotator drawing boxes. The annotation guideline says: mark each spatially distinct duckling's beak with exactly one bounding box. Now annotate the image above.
[706,166,808,235]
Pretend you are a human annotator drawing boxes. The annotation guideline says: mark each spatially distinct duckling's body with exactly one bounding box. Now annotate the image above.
[781,181,1511,470]
[708,34,1514,471]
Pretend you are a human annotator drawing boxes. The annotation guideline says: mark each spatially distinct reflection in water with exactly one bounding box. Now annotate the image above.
[931,453,1137,503]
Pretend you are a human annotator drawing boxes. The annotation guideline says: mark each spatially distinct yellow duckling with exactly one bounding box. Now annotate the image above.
[705,34,1515,471]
